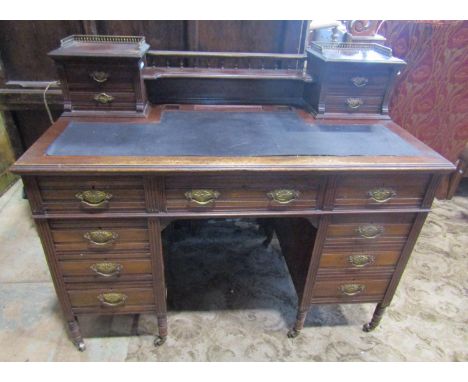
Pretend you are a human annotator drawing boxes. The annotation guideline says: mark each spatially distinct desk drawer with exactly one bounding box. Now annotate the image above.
[319,250,400,270]
[325,66,390,96]
[64,62,136,92]
[324,95,383,114]
[334,174,431,210]
[164,174,321,212]
[37,176,146,214]
[68,285,155,314]
[311,276,391,303]
[323,213,416,251]
[69,91,137,111]
[60,258,153,283]
[50,219,150,254]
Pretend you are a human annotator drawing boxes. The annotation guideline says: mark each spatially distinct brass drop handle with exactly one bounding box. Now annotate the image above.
[98,292,127,307]
[94,93,114,104]
[368,187,396,203]
[90,262,123,277]
[267,189,300,204]
[185,189,220,206]
[75,190,112,210]
[348,254,375,268]
[90,71,109,83]
[346,97,363,109]
[351,76,369,87]
[357,224,384,239]
[339,284,365,296]
[84,230,119,247]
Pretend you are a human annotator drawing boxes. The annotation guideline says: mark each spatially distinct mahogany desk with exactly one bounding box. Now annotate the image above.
[10,36,455,351]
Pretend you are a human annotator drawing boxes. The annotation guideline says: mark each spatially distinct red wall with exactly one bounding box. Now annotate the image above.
[381,21,468,165]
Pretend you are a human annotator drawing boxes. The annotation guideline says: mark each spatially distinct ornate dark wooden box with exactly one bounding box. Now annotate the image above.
[305,42,406,119]
[49,35,150,117]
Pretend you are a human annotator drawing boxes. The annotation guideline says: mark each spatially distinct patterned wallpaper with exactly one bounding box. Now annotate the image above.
[380,20,468,164]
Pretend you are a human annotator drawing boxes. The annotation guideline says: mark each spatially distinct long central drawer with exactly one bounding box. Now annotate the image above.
[164,174,323,212]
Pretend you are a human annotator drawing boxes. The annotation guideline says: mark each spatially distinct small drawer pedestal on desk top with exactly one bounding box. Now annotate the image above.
[11,36,454,351]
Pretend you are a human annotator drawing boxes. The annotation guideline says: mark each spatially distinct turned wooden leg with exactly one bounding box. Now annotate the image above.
[363,303,386,332]
[67,319,85,351]
[154,315,167,346]
[287,308,309,338]
[447,143,468,199]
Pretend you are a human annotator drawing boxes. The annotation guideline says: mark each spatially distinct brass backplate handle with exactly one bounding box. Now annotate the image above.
[346,97,363,109]
[348,254,375,268]
[185,189,220,205]
[267,189,300,204]
[98,292,127,307]
[368,187,396,203]
[84,230,119,246]
[94,93,114,104]
[90,262,123,277]
[90,71,109,83]
[75,190,112,209]
[351,76,369,87]
[357,224,384,239]
[339,284,366,296]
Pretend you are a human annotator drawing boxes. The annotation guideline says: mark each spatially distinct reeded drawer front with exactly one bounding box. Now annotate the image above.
[64,62,136,92]
[324,95,383,114]
[68,286,155,313]
[326,66,390,95]
[164,174,322,212]
[334,174,431,210]
[69,91,137,111]
[37,176,146,214]
[60,258,153,282]
[311,276,391,302]
[323,213,416,251]
[50,219,150,254]
[319,250,400,270]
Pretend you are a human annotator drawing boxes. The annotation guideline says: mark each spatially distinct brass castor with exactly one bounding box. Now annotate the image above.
[362,322,376,332]
[74,340,86,352]
[154,336,167,346]
[287,328,301,338]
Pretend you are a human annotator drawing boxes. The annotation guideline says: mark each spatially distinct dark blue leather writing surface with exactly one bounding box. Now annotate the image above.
[46,111,421,157]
